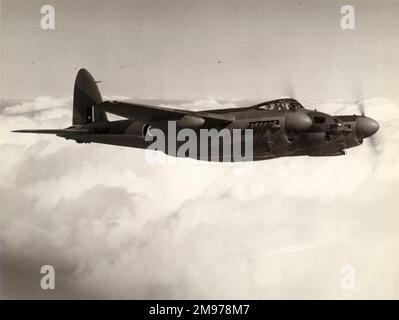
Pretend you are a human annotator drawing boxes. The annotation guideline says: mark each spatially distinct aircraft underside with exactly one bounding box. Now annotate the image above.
[56,122,359,162]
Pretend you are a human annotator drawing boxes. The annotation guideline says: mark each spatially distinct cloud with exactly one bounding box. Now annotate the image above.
[1,96,399,299]
[3,96,71,115]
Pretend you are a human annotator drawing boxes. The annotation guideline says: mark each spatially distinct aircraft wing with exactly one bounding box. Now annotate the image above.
[96,101,234,125]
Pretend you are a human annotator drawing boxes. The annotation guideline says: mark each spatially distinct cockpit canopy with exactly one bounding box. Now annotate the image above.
[253,99,304,111]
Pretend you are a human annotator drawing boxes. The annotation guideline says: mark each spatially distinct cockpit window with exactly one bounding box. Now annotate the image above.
[275,102,284,110]
[257,102,285,111]
[256,100,304,111]
[286,102,304,110]
[256,104,272,111]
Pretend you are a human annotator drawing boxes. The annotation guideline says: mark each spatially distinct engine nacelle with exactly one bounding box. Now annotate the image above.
[285,111,312,133]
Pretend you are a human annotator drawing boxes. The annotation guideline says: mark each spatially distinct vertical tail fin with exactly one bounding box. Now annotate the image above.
[73,68,108,125]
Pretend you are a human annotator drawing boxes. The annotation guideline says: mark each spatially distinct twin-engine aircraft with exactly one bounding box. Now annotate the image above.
[14,69,379,161]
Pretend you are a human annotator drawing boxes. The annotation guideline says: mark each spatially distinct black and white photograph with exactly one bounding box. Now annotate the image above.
[1,0,399,308]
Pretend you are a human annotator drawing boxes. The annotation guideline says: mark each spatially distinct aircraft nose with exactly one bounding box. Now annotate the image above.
[357,116,379,138]
[285,111,313,132]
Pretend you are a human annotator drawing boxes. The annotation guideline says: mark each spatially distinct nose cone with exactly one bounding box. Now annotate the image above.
[285,111,313,132]
[357,116,379,138]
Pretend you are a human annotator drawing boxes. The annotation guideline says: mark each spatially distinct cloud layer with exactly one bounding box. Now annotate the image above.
[1,96,399,299]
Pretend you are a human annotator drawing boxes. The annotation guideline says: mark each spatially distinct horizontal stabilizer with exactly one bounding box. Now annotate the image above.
[12,128,89,135]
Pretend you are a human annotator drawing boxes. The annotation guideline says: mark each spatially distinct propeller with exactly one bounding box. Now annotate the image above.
[357,98,365,117]
[281,78,296,99]
[353,89,380,153]
[354,87,366,116]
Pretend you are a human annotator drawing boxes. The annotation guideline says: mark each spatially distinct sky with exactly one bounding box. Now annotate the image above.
[1,0,399,101]
[1,0,399,299]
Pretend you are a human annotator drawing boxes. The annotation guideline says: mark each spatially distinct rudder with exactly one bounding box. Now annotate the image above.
[73,68,108,125]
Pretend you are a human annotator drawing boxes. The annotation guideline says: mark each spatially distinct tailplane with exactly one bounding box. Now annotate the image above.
[12,128,88,134]
[13,68,108,136]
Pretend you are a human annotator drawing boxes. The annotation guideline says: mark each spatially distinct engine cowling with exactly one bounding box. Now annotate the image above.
[176,115,205,128]
[285,111,312,133]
